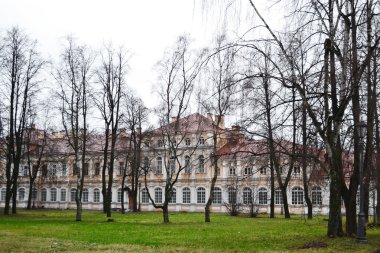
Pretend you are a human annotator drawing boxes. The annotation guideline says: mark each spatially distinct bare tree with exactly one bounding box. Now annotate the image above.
[201,35,239,222]
[55,37,94,221]
[122,93,148,212]
[0,27,44,214]
[144,35,205,223]
[93,45,127,218]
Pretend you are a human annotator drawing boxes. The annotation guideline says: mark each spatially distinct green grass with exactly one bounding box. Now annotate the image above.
[0,210,379,252]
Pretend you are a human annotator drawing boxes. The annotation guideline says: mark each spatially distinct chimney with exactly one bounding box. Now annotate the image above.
[231,125,240,135]
[207,113,213,121]
[217,115,225,129]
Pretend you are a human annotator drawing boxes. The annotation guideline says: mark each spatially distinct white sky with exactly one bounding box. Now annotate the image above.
[0,0,281,128]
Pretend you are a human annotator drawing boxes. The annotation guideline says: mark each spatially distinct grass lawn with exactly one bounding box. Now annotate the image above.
[0,210,379,252]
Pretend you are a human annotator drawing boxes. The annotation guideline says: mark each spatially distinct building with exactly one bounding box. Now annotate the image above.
[0,113,332,215]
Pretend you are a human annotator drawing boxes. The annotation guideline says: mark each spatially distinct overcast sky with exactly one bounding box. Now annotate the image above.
[0,0,280,127]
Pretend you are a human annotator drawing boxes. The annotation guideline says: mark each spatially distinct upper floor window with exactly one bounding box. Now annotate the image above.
[293,166,301,174]
[169,157,176,174]
[244,167,252,175]
[156,157,163,175]
[184,156,191,174]
[229,167,236,175]
[62,163,67,176]
[185,138,191,146]
[94,162,100,176]
[144,141,150,148]
[157,140,163,148]
[119,162,125,176]
[198,155,205,173]
[23,166,28,176]
[84,163,89,176]
[260,167,266,175]
[144,157,149,171]
[199,137,205,145]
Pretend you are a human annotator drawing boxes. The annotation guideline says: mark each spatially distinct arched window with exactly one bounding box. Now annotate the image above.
[275,189,283,205]
[185,137,191,146]
[70,188,77,202]
[229,167,235,175]
[197,187,206,203]
[50,188,57,202]
[156,157,162,175]
[213,187,222,204]
[117,188,123,202]
[82,189,89,203]
[169,157,176,174]
[18,188,25,201]
[93,189,100,203]
[169,188,176,204]
[155,188,162,203]
[1,188,5,201]
[184,156,191,174]
[243,187,252,204]
[141,188,149,203]
[228,187,237,204]
[41,188,47,202]
[311,186,322,205]
[198,155,205,173]
[182,187,191,204]
[60,189,66,202]
[292,186,304,205]
[258,187,267,205]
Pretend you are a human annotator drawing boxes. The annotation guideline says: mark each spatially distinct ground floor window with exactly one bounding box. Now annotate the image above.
[71,189,77,202]
[168,189,176,203]
[243,187,252,204]
[41,188,47,202]
[117,189,123,203]
[141,188,149,203]
[94,189,100,203]
[82,189,89,202]
[60,189,66,202]
[292,187,304,205]
[18,188,25,201]
[258,188,267,205]
[1,189,5,201]
[155,188,162,203]
[212,187,222,204]
[197,187,205,204]
[50,188,57,201]
[311,186,322,205]
[275,189,283,205]
[182,187,191,204]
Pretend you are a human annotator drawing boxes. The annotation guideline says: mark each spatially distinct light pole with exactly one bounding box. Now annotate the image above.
[357,121,367,243]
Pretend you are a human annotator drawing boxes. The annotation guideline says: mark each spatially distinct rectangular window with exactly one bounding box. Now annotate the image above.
[84,163,89,176]
[60,189,66,202]
[41,190,47,202]
[23,166,29,176]
[275,190,283,205]
[119,162,124,176]
[62,164,67,176]
[50,165,57,177]
[94,163,100,176]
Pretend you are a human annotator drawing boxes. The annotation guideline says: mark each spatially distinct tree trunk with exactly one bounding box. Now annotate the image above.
[27,180,34,210]
[163,205,169,223]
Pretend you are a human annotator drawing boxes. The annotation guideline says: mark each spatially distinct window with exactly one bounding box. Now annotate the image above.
[41,188,47,202]
[18,188,25,201]
[42,164,48,177]
[156,157,162,175]
[94,189,100,203]
[84,163,89,176]
[197,187,206,203]
[157,140,163,148]
[169,157,176,174]
[182,187,191,204]
[229,167,235,175]
[60,189,66,202]
[144,157,149,171]
[312,186,322,205]
[50,188,57,202]
[292,186,304,205]
[198,155,205,173]
[199,137,205,145]
[293,166,301,174]
[275,189,283,205]
[244,167,252,175]
[71,188,77,202]
[119,162,124,176]
[243,187,252,204]
[117,188,123,202]
[260,167,266,175]
[62,163,67,176]
[94,162,100,176]
[213,187,222,204]
[72,164,78,176]
[184,156,191,174]
[169,189,176,204]
[155,188,162,203]
[185,138,191,146]
[1,188,5,201]
[228,187,237,204]
[82,189,89,202]
[32,188,37,201]
[141,188,149,203]
[23,166,28,176]
[50,165,57,177]
[258,187,268,204]
[144,141,150,148]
